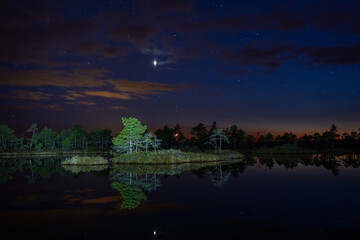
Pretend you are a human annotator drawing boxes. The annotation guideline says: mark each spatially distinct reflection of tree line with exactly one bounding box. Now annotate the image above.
[109,161,251,209]
[1,159,57,184]
[251,154,360,176]
[0,158,103,184]
[2,155,360,209]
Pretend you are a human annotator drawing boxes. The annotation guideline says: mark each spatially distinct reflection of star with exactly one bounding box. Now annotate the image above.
[153,59,157,67]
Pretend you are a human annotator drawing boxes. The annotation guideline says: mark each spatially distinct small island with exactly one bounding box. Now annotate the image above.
[111,117,243,164]
[58,117,243,165]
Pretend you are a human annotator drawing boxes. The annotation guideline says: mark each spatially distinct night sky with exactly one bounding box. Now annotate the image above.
[1,0,360,135]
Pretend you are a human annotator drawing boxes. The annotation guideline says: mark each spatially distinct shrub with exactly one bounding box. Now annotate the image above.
[113,149,228,164]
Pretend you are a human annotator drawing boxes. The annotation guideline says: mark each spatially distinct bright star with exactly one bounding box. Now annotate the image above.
[153,59,157,67]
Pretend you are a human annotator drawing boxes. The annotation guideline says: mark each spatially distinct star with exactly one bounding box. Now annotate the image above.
[153,59,157,67]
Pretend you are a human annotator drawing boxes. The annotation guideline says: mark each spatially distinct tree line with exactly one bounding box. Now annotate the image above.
[1,120,360,152]
[0,123,112,151]
[155,122,360,151]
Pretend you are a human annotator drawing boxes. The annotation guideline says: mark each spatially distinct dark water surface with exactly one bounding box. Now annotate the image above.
[1,154,360,239]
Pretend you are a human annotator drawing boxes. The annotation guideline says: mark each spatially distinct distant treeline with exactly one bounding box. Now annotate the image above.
[155,122,360,151]
[0,124,111,151]
[0,122,359,152]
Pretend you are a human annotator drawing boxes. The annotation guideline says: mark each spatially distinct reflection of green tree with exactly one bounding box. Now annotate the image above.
[111,182,147,209]
[111,171,163,209]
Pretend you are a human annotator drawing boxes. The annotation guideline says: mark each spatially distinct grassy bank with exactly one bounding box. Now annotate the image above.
[113,149,244,164]
[61,155,108,165]
[203,150,244,159]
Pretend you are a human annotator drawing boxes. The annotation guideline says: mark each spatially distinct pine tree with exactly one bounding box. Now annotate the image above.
[112,117,147,155]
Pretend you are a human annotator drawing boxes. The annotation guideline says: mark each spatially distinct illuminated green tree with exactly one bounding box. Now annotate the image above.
[112,117,147,155]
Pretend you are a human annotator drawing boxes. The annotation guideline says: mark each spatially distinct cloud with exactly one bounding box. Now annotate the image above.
[253,12,306,31]
[220,41,360,70]
[106,79,183,95]
[227,69,249,76]
[0,67,195,105]
[0,2,128,67]
[0,16,95,66]
[1,0,359,73]
[303,45,360,65]
[41,104,63,111]
[306,0,360,32]
[76,42,129,58]
[221,43,296,69]
[84,91,134,100]
[0,68,109,88]
[66,101,96,106]
[180,12,305,33]
[101,45,129,58]
[7,90,53,101]
[0,103,62,111]
[104,12,158,52]
[64,91,87,101]
[111,106,127,110]
[144,0,193,12]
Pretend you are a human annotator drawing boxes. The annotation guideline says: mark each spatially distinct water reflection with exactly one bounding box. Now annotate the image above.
[109,162,222,209]
[2,154,360,239]
[1,154,360,209]
[111,172,154,209]
[208,163,231,188]
[62,164,108,173]
[0,158,66,184]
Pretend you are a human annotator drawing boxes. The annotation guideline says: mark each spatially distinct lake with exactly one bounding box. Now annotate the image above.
[1,154,360,239]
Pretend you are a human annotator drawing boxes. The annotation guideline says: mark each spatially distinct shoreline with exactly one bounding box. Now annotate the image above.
[0,150,109,157]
